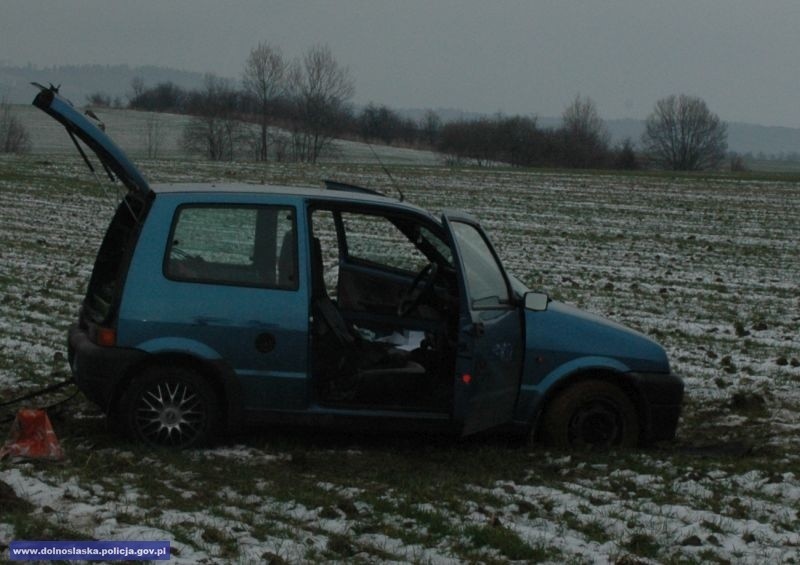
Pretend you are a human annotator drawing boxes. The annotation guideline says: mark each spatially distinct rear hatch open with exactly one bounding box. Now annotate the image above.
[33,85,152,329]
[32,85,151,196]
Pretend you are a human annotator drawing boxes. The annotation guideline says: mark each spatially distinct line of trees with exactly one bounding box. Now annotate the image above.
[88,42,731,171]
[124,48,438,163]
[437,93,729,171]
[124,51,433,159]
[437,96,636,170]
[0,97,31,154]
[126,43,357,163]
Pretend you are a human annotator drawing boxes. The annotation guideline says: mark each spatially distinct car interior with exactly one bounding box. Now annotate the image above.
[309,206,459,412]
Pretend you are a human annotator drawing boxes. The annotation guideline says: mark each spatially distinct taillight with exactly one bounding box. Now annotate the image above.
[95,327,117,347]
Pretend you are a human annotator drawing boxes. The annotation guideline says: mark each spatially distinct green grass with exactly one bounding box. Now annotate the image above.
[7,512,95,542]
[462,523,554,562]
[623,531,661,559]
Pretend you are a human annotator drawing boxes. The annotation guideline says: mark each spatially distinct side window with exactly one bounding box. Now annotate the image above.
[166,205,297,289]
[341,212,429,273]
[451,221,509,308]
[419,225,453,266]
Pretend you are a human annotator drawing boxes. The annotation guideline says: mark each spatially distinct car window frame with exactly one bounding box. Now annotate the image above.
[308,201,453,277]
[444,215,515,311]
[163,202,299,291]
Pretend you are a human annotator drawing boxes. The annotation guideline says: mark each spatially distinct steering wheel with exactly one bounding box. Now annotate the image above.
[397,262,439,317]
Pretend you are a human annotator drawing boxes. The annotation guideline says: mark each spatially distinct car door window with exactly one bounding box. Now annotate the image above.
[166,205,297,289]
[341,212,429,273]
[450,221,509,308]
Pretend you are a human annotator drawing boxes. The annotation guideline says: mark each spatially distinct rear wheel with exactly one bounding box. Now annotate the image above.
[542,380,639,449]
[120,366,218,448]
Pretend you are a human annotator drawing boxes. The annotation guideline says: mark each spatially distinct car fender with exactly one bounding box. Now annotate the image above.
[537,355,631,391]
[119,338,244,431]
[513,355,634,426]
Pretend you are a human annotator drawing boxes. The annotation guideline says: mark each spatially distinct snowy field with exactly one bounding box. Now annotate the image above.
[9,103,443,166]
[1,154,799,563]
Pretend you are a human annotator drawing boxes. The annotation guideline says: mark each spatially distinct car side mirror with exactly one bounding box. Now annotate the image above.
[524,291,549,311]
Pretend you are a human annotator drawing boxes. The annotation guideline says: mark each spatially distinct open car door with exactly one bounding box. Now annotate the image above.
[443,211,523,435]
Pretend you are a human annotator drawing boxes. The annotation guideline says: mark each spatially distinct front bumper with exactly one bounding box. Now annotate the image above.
[67,324,147,412]
[629,371,684,443]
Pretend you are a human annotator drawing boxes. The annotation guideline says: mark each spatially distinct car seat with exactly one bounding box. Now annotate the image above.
[309,236,425,401]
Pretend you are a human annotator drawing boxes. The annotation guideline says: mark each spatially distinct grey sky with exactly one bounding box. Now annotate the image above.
[2,0,799,127]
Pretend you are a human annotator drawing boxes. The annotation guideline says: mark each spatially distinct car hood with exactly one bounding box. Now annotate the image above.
[525,300,671,374]
[32,86,150,196]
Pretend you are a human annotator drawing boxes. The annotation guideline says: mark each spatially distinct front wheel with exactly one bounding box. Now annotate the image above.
[119,366,218,448]
[542,381,639,449]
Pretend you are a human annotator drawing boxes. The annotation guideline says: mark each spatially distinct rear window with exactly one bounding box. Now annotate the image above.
[165,205,297,289]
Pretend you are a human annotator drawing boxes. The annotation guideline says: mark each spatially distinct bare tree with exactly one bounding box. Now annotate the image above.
[420,110,442,147]
[287,44,355,163]
[358,103,402,144]
[272,133,290,162]
[438,119,496,167]
[129,81,186,113]
[182,75,244,161]
[86,92,112,108]
[0,97,31,154]
[562,95,607,136]
[129,76,145,105]
[242,42,287,161]
[145,113,164,158]
[561,94,610,168]
[642,94,728,170]
[729,152,748,172]
[613,138,639,170]
[183,115,245,161]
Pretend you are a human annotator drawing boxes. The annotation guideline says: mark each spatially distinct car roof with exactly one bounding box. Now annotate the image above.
[151,182,437,218]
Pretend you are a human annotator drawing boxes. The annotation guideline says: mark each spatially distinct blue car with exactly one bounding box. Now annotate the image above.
[35,86,683,449]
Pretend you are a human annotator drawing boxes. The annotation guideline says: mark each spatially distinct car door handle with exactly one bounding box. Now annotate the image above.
[255,333,276,353]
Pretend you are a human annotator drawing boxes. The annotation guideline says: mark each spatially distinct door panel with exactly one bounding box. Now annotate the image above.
[337,263,408,315]
[453,308,522,435]
[443,213,523,435]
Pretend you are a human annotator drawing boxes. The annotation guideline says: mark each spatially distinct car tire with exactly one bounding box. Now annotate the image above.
[542,380,639,449]
[119,366,218,448]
